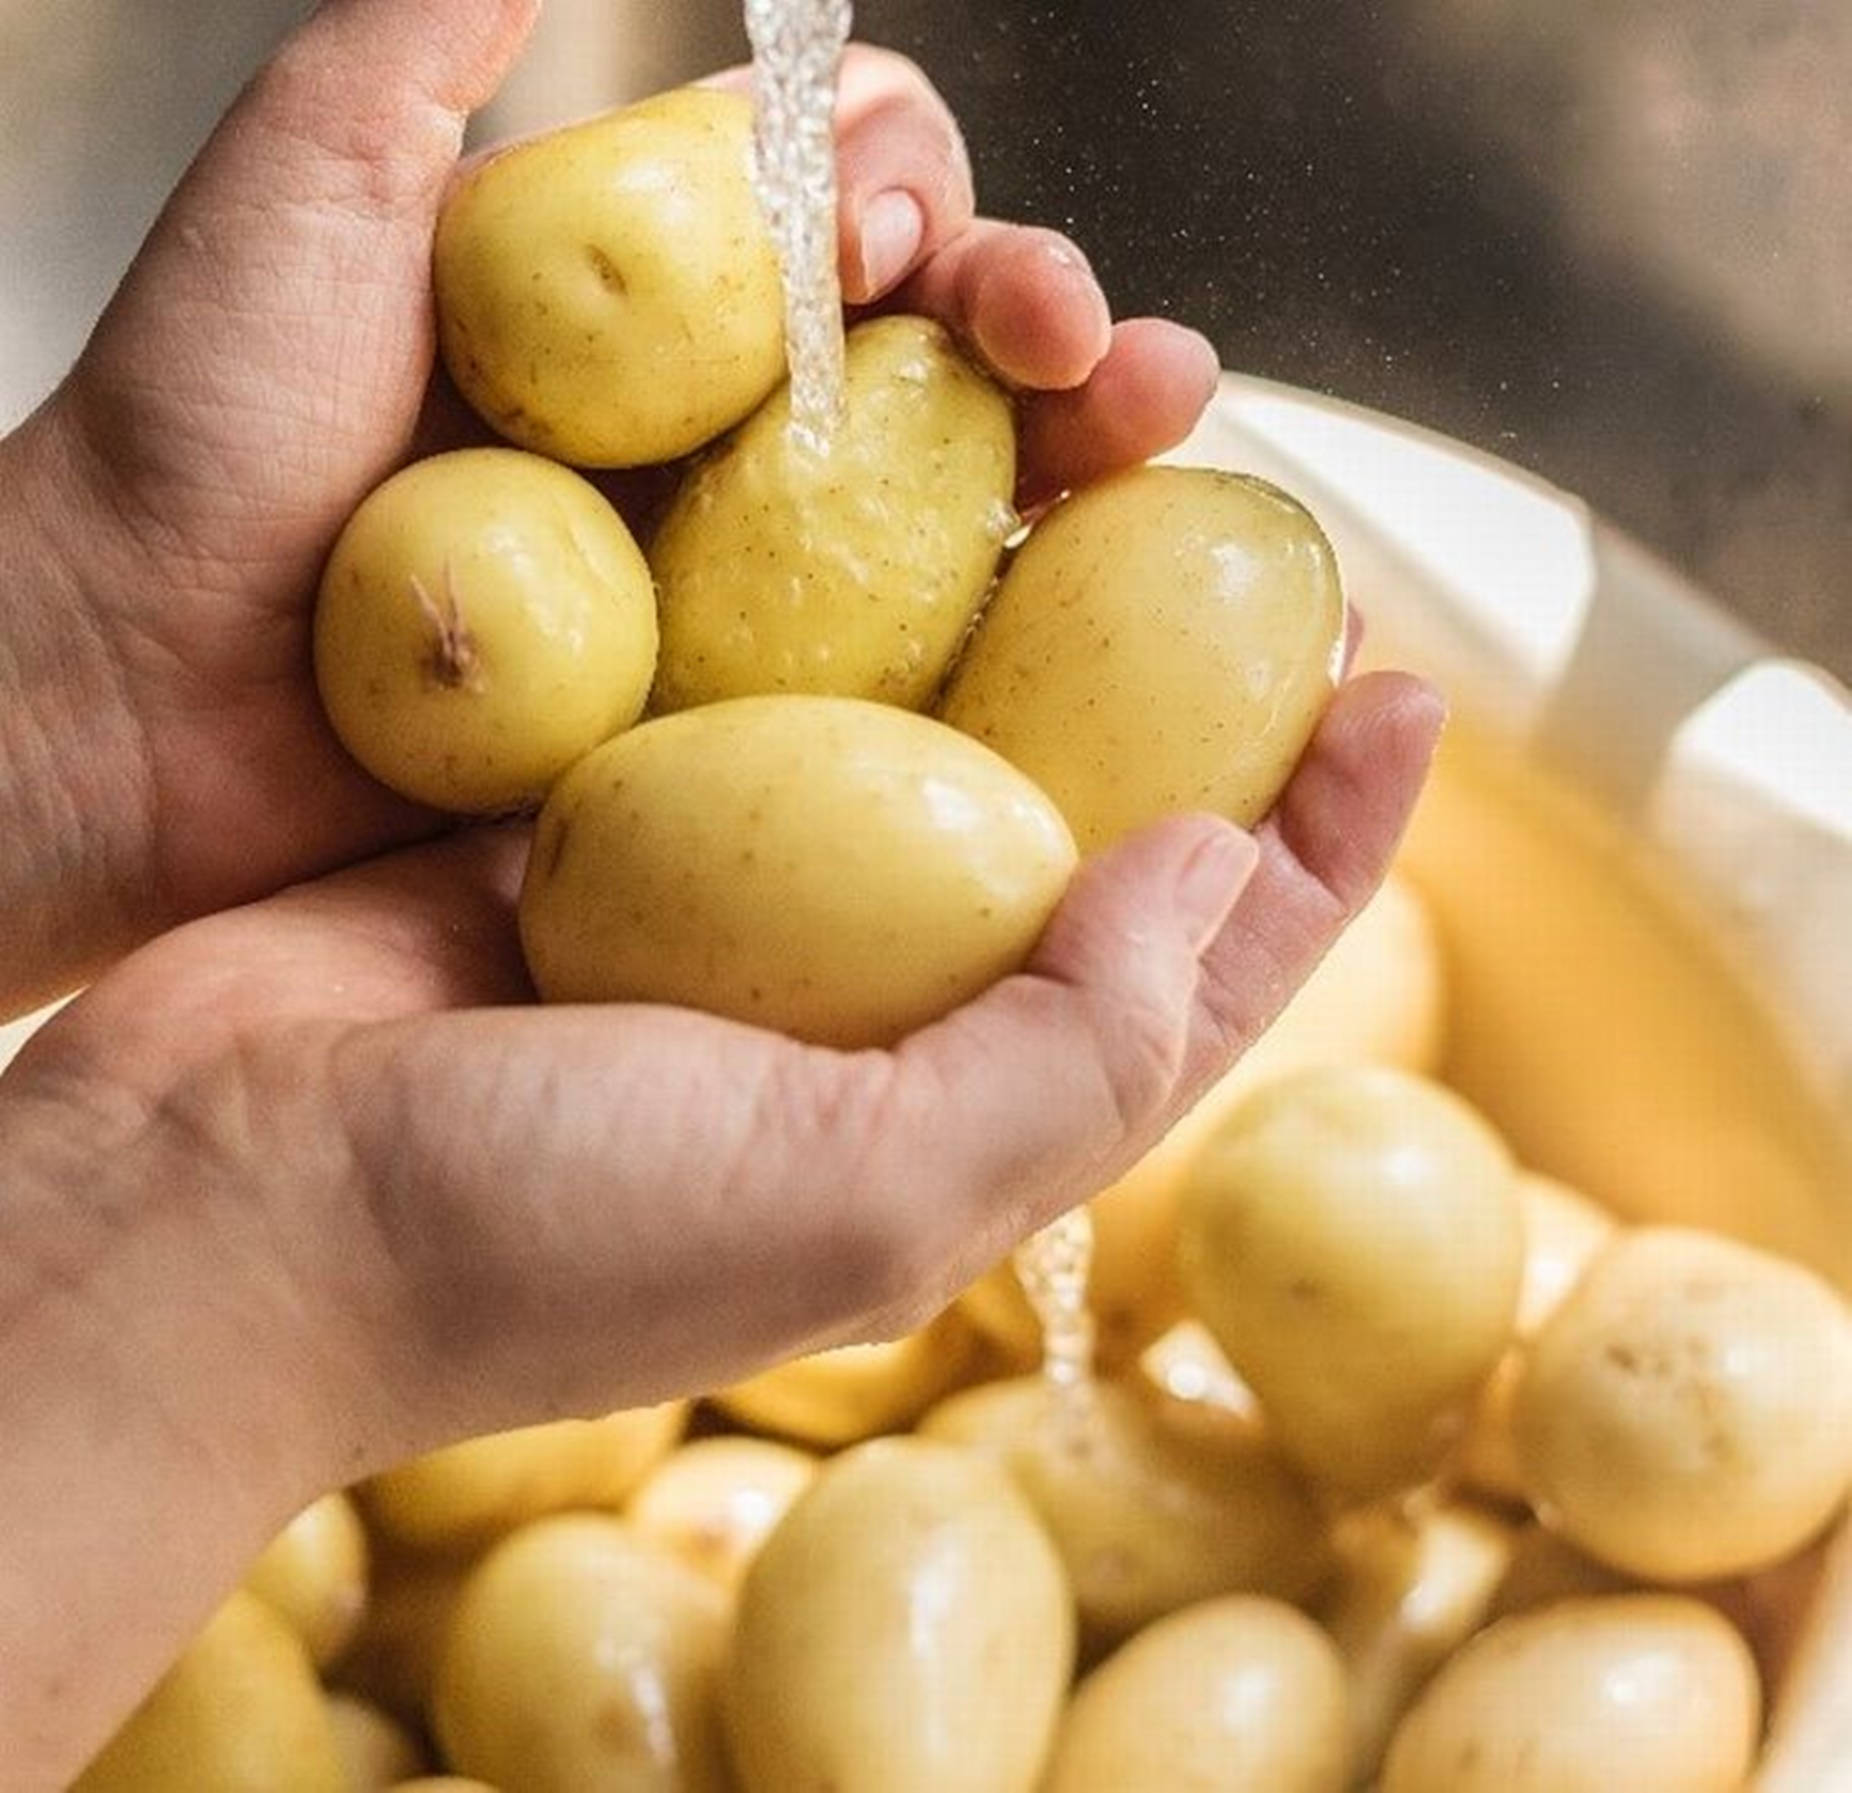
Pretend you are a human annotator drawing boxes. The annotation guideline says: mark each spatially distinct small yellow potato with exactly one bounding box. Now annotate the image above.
[1513,1225,1852,1582]
[724,1436,1073,1793]
[711,1309,986,1448]
[1315,1498,1515,1780]
[314,448,657,813]
[326,1547,479,1727]
[1380,1595,1762,1793]
[518,695,1077,1046]
[956,870,1448,1370]
[325,1692,427,1790]
[1041,1596,1352,1793]
[433,1515,731,1793]
[360,1403,687,1554]
[917,1372,1327,1651]
[241,1489,370,1670]
[1176,1065,1525,1499]
[1454,1172,1617,1499]
[650,314,1017,712]
[625,1436,820,1593]
[936,463,1344,850]
[73,1590,344,1792]
[434,87,783,467]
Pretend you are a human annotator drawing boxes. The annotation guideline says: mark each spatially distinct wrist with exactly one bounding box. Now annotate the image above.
[0,404,154,1015]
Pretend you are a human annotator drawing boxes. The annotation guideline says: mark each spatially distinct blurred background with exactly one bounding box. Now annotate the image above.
[2,0,1846,681]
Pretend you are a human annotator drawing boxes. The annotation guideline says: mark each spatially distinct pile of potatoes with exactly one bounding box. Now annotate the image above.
[74,862,1852,1792]
[77,81,1852,1793]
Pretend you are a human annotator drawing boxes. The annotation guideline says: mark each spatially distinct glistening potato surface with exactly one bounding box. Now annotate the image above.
[517,695,1079,1048]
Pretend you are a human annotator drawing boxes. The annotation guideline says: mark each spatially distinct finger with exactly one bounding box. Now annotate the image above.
[706,45,979,305]
[888,218,1114,391]
[1196,670,1448,1067]
[1015,317,1223,508]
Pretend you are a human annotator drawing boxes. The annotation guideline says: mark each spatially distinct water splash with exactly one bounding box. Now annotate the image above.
[1013,1207,1098,1409]
[744,0,853,456]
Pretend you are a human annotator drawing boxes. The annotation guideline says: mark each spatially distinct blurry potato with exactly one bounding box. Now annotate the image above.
[937,464,1345,849]
[1041,1596,1352,1793]
[918,1373,1328,1651]
[1177,1065,1525,1499]
[432,1515,731,1793]
[711,1309,986,1447]
[518,695,1077,1046]
[724,1437,1072,1793]
[361,1404,687,1554]
[324,1692,427,1790]
[1513,1225,1852,1582]
[650,314,1016,712]
[1315,1497,1515,1780]
[313,448,657,814]
[242,1489,370,1669]
[958,870,1448,1370]
[1453,1172,1616,1499]
[73,1590,344,1792]
[1380,1595,1761,1792]
[434,88,783,467]
[625,1435,820,1593]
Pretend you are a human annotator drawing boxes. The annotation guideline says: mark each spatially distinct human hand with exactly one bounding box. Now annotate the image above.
[0,0,1218,1016]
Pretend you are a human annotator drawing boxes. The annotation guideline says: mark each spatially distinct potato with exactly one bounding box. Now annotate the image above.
[313,448,657,813]
[936,463,1345,850]
[1315,1498,1515,1780]
[73,1590,344,1792]
[434,87,784,467]
[432,1515,731,1793]
[917,1373,1328,1651]
[241,1489,370,1669]
[724,1437,1073,1793]
[324,1693,427,1790]
[518,695,1077,1046]
[956,870,1447,1371]
[1513,1225,1852,1581]
[1040,1596,1353,1793]
[625,1436,820,1594]
[360,1404,688,1554]
[650,314,1017,712]
[1176,1065,1525,1499]
[1454,1172,1616,1499]
[710,1309,987,1448]
[1380,1595,1761,1792]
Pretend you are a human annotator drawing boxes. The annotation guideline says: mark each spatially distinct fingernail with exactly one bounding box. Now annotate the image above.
[1176,824,1260,951]
[853,189,925,300]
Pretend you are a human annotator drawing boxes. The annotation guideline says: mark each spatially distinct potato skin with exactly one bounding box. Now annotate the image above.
[517,695,1077,1047]
[434,87,784,468]
[937,464,1345,850]
[313,448,657,813]
[649,314,1017,713]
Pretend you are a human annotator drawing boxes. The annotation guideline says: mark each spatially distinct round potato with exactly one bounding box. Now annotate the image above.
[1513,1225,1852,1581]
[1041,1596,1352,1793]
[361,1404,688,1554]
[324,1693,427,1791]
[625,1436,820,1594]
[937,463,1345,849]
[314,448,657,813]
[433,1515,731,1793]
[1380,1595,1761,1793]
[434,87,784,467]
[518,695,1077,1046]
[74,1591,344,1793]
[724,1437,1073,1793]
[1176,1065,1525,1499]
[241,1489,370,1669]
[918,1373,1327,1651]
[650,314,1017,713]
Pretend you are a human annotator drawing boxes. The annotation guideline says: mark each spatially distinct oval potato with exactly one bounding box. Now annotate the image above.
[937,463,1345,850]
[518,695,1077,1047]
